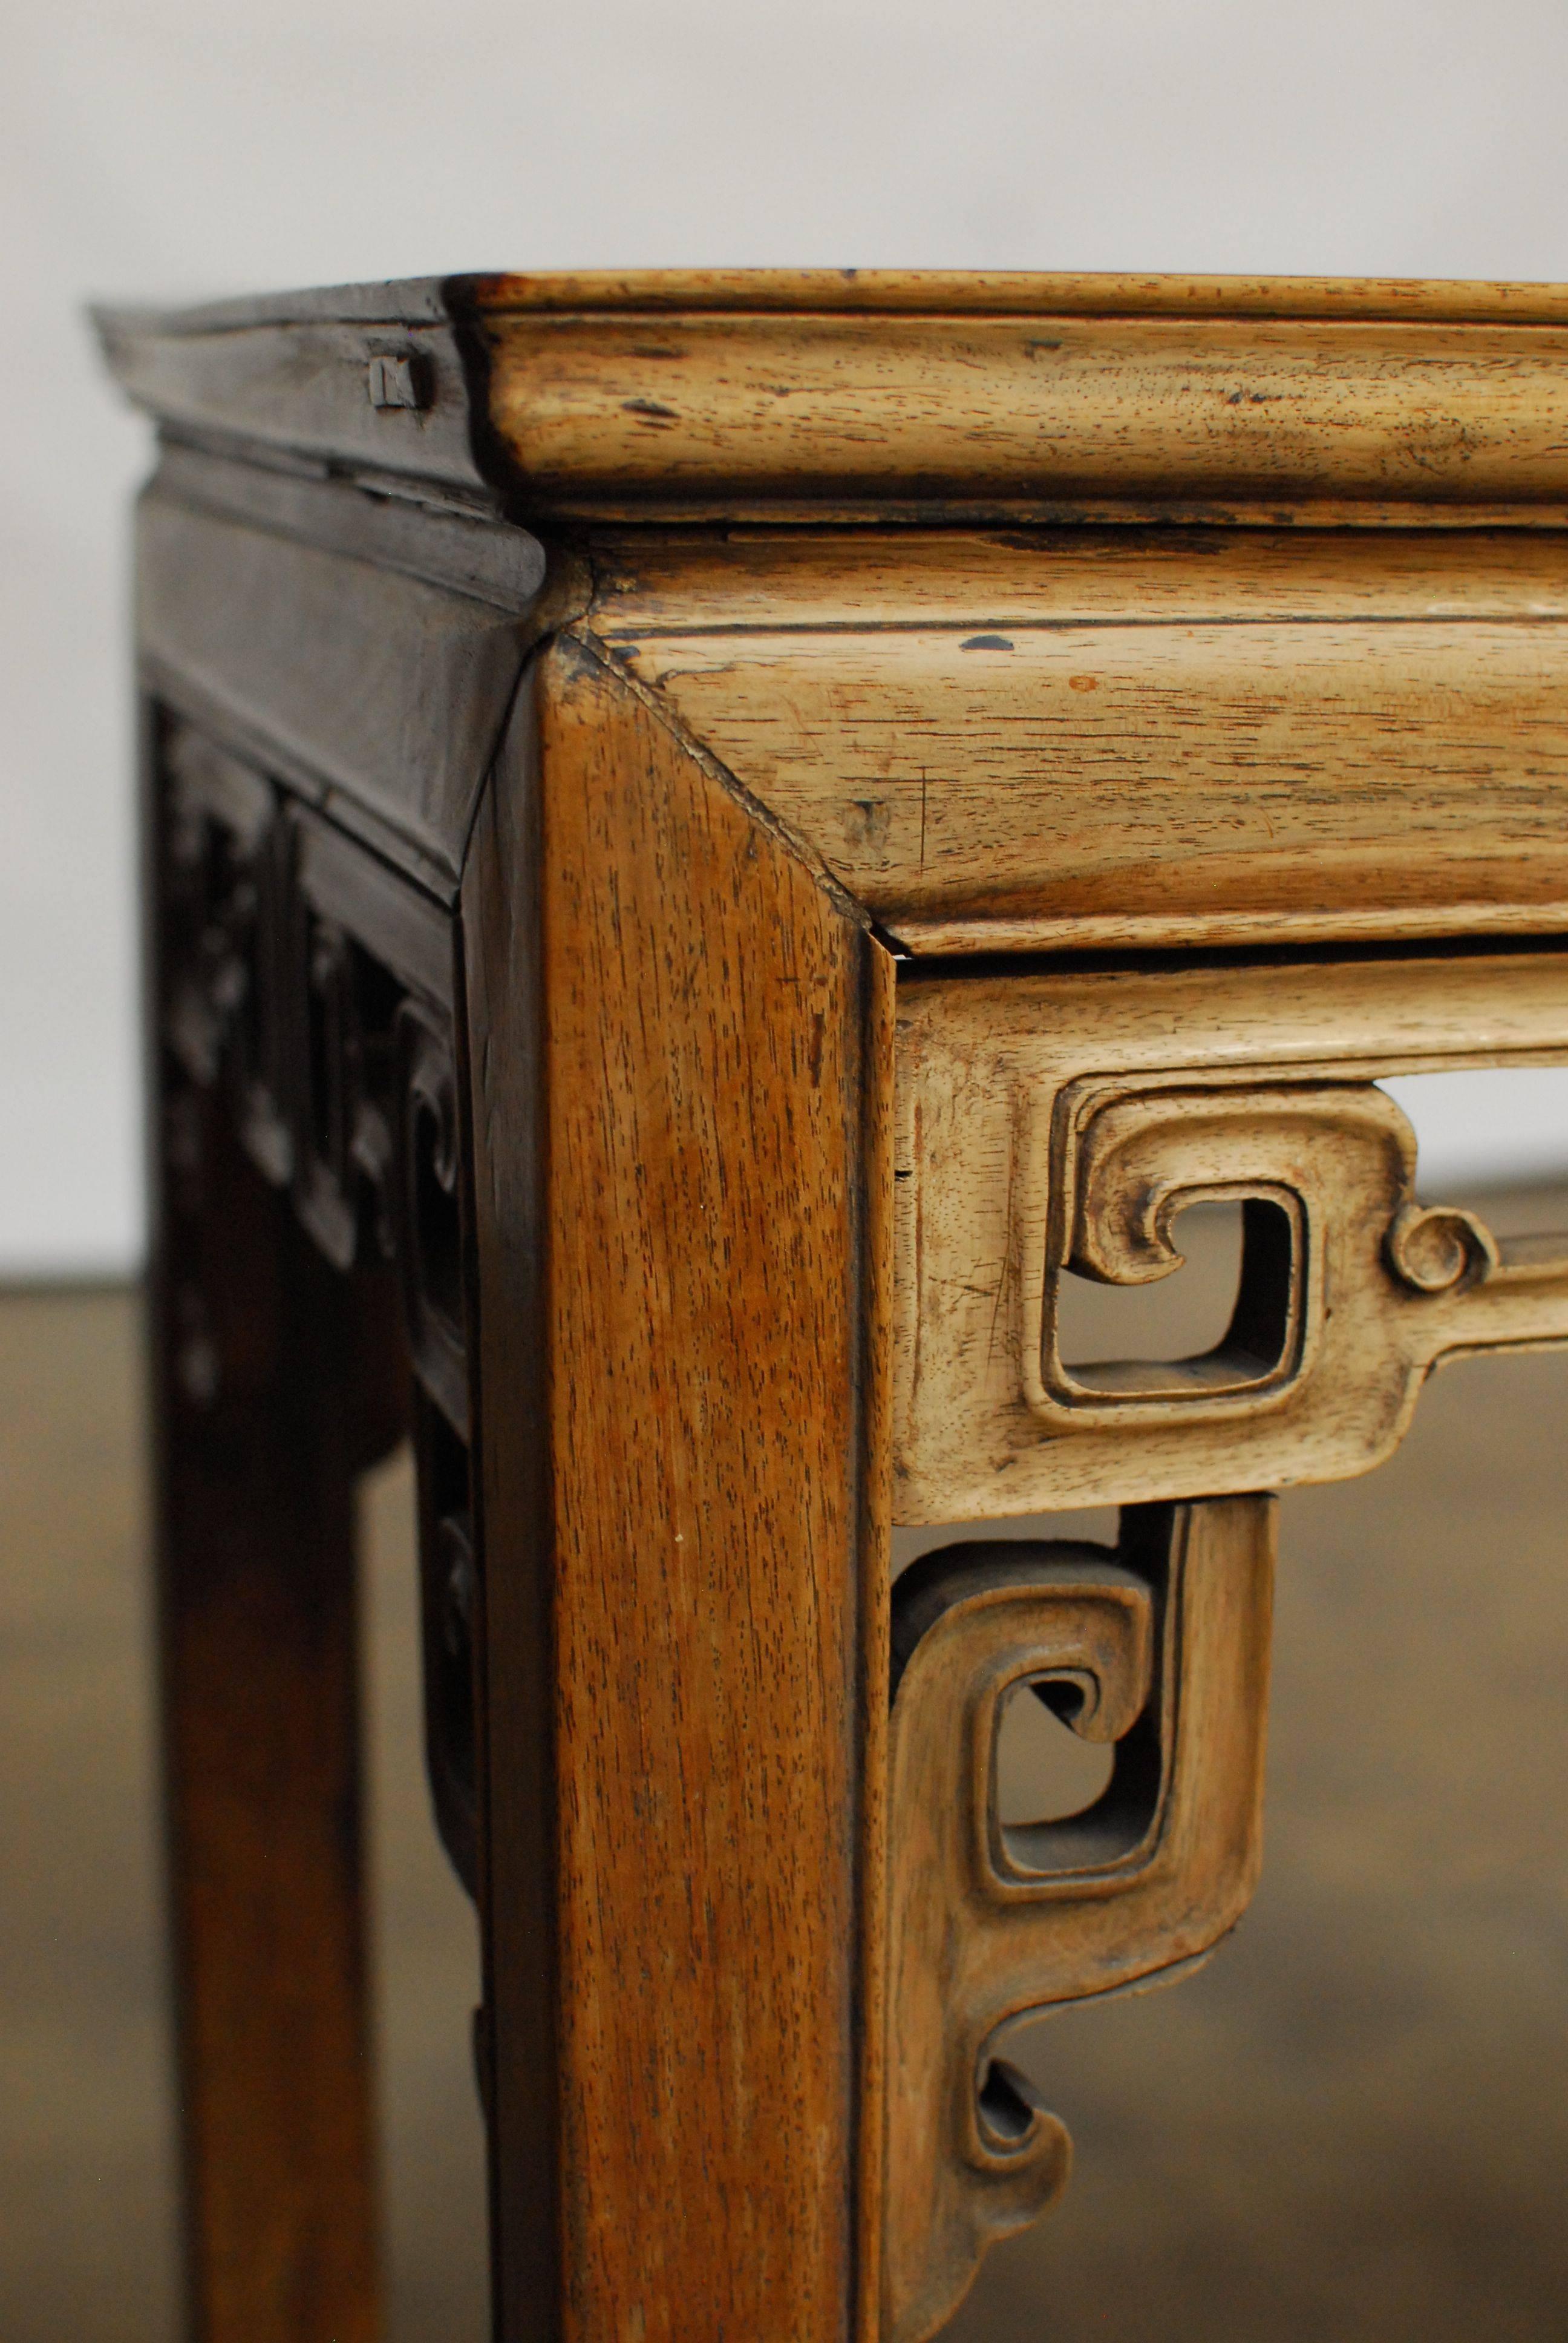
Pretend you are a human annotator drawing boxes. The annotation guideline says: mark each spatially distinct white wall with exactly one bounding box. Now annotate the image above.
[10,0,1568,1273]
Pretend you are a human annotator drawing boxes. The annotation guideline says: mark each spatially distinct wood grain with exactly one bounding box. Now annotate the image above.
[601,588,1568,955]
[465,638,893,2341]
[584,522,1568,634]
[138,489,540,897]
[459,269,1568,324]
[98,307,490,498]
[459,667,558,2335]
[99,271,1568,526]
[108,268,1568,2343]
[105,266,1568,330]
[153,442,550,612]
[152,1076,407,2343]
[477,310,1568,523]
[892,946,1568,1521]
[883,1498,1274,2343]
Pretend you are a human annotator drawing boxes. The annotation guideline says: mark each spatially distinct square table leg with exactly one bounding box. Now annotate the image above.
[150,974,406,2342]
[460,643,895,2341]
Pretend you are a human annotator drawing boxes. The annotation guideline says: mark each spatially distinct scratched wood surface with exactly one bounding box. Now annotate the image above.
[476,310,1568,523]
[460,269,1568,321]
[105,274,1568,957]
[98,270,1568,527]
[583,523,1568,630]
[139,460,1568,958]
[467,638,893,2342]
[582,529,1568,954]
[96,269,1568,2343]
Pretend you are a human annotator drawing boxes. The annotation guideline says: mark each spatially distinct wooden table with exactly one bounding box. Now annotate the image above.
[99,270,1568,2343]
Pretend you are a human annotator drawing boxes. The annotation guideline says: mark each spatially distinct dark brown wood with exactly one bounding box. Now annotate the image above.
[458,667,557,2333]
[459,640,893,2342]
[97,269,1568,528]
[153,442,549,610]
[97,288,492,503]
[137,484,543,896]
[145,689,477,2340]
[107,269,1568,2343]
[151,1059,405,2343]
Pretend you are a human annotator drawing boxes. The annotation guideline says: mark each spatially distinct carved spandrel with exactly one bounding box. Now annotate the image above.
[159,724,463,1371]
[1027,1074,1534,1434]
[395,997,470,1442]
[289,900,408,1274]
[882,1496,1275,2343]
[164,727,295,1185]
[1036,1075,1568,1476]
[414,1385,481,1895]
[893,955,1568,1521]
[155,708,482,1896]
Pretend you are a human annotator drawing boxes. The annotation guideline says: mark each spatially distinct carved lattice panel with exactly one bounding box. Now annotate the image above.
[893,951,1568,1521]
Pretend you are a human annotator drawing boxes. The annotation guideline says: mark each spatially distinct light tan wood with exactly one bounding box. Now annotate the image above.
[893,948,1568,1522]
[588,577,1568,956]
[465,269,1568,321]
[103,269,1568,525]
[480,308,1568,524]
[103,269,1568,2343]
[883,1498,1274,2342]
[509,637,892,2343]
[584,523,1568,632]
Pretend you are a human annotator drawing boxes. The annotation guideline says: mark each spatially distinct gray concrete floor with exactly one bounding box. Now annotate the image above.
[7,1218,1568,2339]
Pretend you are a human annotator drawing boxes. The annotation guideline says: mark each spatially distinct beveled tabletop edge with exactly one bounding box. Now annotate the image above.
[96,264,1568,336]
[97,267,1568,529]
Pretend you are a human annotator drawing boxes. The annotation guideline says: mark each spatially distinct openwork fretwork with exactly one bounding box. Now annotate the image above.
[894,952,1568,1519]
[158,713,481,1892]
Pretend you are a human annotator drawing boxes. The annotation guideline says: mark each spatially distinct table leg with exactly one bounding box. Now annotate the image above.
[460,642,893,2341]
[151,1071,405,2343]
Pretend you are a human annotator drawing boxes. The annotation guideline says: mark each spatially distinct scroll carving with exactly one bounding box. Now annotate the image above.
[894,959,1568,1520]
[292,906,376,1272]
[156,709,481,1892]
[1027,1074,1568,1466]
[882,1496,1275,2343]
[165,726,295,1184]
